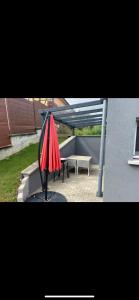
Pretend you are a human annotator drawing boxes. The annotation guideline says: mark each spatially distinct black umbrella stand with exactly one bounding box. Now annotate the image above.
[26,112,67,203]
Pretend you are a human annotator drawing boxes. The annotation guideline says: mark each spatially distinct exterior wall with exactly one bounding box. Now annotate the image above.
[104,98,139,202]
[76,136,101,164]
[0,130,41,160]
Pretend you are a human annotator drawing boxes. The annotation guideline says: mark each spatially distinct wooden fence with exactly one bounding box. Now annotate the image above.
[0,98,46,148]
[0,99,11,148]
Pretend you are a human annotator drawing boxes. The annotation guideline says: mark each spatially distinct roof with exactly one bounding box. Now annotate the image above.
[40,99,105,128]
[60,98,69,105]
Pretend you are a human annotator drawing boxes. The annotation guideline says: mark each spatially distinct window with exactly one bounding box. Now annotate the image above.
[135,120,139,156]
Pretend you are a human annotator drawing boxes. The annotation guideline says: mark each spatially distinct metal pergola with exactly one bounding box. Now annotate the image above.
[40,99,104,128]
[39,99,108,198]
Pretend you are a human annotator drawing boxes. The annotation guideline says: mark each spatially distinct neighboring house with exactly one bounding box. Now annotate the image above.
[104,98,139,202]
[26,98,49,105]
[0,98,69,160]
[54,98,69,106]
[26,98,69,107]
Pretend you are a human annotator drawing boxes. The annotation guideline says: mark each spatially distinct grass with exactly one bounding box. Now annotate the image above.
[58,136,66,144]
[0,136,66,202]
[0,143,39,202]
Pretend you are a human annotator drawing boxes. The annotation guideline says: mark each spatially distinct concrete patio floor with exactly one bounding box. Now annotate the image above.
[45,165,103,202]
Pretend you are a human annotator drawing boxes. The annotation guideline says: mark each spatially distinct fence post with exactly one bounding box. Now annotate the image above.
[5,98,11,135]
[32,99,37,132]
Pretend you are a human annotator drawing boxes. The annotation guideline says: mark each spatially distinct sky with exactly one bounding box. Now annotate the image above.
[65,98,100,105]
[65,98,102,112]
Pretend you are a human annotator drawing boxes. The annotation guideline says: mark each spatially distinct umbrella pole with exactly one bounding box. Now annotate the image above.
[45,113,51,201]
[38,112,49,192]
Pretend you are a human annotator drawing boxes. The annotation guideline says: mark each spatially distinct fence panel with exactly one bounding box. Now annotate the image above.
[0,99,11,148]
[0,98,65,149]
[7,98,35,134]
[34,101,47,129]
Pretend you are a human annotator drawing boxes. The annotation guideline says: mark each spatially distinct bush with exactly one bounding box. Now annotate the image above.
[75,125,101,136]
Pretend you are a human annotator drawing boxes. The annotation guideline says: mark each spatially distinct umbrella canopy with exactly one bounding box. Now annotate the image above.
[40,113,62,173]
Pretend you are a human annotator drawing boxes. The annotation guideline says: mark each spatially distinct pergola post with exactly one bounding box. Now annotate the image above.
[96,99,108,197]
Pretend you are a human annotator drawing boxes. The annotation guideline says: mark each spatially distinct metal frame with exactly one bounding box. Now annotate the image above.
[57,113,103,123]
[97,99,108,197]
[39,98,107,198]
[40,99,103,129]
[74,122,102,128]
[54,117,102,128]
[40,99,103,115]
[65,117,102,125]
[53,108,103,118]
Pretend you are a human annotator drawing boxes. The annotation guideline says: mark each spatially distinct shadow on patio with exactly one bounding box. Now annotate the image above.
[46,165,103,202]
[19,136,104,202]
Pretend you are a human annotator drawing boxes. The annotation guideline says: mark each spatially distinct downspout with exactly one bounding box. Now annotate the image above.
[96,99,108,197]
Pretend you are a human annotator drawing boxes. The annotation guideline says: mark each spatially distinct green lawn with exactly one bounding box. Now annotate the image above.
[0,143,39,202]
[0,137,66,202]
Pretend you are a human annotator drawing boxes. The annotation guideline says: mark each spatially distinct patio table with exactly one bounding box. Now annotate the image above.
[67,155,92,176]
[67,155,78,174]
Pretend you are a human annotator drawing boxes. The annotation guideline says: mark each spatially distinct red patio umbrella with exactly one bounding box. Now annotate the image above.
[40,113,62,200]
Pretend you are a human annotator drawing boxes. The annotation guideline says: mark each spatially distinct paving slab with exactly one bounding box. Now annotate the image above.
[35,165,103,202]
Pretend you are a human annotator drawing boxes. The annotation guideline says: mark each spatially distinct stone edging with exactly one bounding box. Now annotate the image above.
[17,177,29,202]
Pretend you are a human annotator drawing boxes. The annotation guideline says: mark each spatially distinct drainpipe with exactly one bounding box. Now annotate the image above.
[96,99,108,197]
[5,98,11,133]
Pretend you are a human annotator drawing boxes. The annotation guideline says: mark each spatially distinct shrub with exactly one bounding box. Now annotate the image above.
[75,125,101,136]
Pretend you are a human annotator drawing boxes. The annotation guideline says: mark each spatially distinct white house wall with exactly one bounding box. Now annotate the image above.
[104,98,139,202]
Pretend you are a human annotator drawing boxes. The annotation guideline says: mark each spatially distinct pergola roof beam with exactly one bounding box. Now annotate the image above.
[69,121,102,129]
[75,122,102,128]
[40,99,104,114]
[54,116,74,128]
[66,117,102,124]
[56,113,103,123]
[53,108,103,118]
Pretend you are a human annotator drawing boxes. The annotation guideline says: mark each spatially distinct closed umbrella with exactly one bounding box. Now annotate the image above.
[39,113,62,201]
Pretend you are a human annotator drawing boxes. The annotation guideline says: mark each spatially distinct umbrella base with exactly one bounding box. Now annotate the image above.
[26,191,67,202]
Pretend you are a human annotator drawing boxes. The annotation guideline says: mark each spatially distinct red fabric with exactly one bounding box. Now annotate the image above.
[40,114,62,172]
